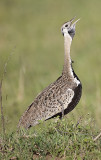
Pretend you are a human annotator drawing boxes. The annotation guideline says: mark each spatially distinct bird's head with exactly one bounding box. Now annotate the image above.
[61,17,80,39]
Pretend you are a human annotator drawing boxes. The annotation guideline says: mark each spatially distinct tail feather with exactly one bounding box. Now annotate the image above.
[18,102,36,129]
[18,102,44,129]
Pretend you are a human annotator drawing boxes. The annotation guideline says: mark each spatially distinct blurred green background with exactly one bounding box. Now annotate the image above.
[0,0,101,132]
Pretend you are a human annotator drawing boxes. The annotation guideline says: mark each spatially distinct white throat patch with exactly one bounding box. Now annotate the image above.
[70,61,80,86]
[74,77,80,86]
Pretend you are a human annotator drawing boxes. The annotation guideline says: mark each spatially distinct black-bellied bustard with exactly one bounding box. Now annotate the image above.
[18,17,82,129]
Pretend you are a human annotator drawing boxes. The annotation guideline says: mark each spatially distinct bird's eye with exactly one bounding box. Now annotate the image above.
[65,24,68,27]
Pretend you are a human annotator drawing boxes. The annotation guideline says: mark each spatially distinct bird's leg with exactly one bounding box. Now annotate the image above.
[57,100,64,119]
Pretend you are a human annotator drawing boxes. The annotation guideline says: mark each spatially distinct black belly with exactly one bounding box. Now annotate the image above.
[64,83,82,115]
[46,83,82,120]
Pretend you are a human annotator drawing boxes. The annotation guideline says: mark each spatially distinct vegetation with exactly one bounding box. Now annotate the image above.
[0,117,101,159]
[0,0,101,159]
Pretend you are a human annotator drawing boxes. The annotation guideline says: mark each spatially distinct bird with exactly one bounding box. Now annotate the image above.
[18,17,82,129]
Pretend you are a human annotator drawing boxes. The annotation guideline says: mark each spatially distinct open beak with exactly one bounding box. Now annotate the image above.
[71,18,80,27]
[69,16,80,28]
[70,16,76,23]
[70,16,80,29]
[68,17,80,39]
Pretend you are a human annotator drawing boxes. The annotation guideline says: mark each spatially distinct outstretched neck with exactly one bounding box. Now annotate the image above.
[62,33,73,77]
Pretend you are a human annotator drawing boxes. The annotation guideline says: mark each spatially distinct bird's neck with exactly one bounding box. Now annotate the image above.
[62,33,73,77]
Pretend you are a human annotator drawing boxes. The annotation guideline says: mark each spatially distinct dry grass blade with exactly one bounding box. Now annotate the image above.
[93,132,101,141]
[76,116,83,127]
[0,48,15,137]
[0,80,5,138]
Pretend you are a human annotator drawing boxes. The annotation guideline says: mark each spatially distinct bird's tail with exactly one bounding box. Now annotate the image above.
[17,102,35,130]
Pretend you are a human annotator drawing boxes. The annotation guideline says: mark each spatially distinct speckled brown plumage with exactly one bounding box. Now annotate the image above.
[18,17,82,129]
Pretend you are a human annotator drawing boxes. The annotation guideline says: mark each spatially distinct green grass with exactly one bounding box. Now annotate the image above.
[0,0,101,159]
[0,116,101,160]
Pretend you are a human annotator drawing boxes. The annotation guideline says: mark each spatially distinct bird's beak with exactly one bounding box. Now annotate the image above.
[71,18,80,27]
[70,16,76,23]
[68,17,80,31]
[68,17,80,39]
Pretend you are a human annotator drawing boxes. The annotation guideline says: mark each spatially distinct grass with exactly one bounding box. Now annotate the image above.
[0,117,101,159]
[0,0,101,159]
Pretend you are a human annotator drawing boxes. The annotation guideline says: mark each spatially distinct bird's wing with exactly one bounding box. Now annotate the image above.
[18,78,75,129]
